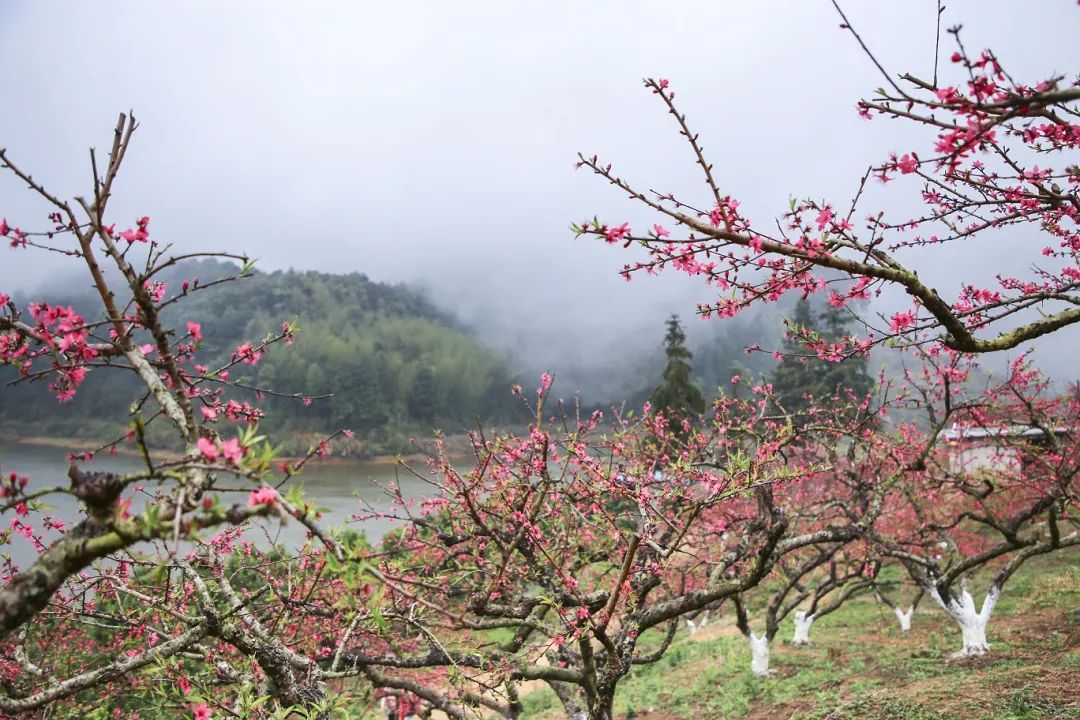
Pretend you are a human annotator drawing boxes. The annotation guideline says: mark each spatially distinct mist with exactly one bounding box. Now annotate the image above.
[2,1,1078,395]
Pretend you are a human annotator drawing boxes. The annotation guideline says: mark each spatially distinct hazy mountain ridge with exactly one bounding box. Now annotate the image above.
[0,260,519,453]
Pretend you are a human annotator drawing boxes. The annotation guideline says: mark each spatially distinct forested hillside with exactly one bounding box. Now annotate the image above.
[0,260,518,454]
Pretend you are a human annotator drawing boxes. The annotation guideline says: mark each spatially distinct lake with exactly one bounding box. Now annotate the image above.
[0,441,443,568]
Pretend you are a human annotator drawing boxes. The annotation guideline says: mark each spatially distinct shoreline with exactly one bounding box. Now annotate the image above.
[5,434,453,468]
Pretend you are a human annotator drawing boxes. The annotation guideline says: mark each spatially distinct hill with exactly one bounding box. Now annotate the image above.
[0,260,520,456]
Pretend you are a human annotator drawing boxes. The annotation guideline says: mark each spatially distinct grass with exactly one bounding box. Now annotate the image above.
[521,551,1080,719]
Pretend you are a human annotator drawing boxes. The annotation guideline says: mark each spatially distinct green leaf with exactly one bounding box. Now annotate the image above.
[370,606,389,634]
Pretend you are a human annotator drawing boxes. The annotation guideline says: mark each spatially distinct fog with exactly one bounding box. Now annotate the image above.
[1,1,1078,392]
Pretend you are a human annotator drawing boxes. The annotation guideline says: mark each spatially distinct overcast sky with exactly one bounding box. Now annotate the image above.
[1,1,1078,386]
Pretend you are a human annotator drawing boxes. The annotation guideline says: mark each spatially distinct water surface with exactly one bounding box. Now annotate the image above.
[0,442,442,568]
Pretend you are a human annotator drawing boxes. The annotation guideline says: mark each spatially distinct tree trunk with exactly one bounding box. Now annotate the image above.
[748,632,773,676]
[791,610,815,646]
[955,613,990,656]
[893,604,915,633]
[930,585,998,657]
[586,694,615,720]
[548,681,586,720]
[686,609,709,636]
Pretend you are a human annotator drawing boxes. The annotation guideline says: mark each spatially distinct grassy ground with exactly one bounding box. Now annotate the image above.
[520,552,1080,719]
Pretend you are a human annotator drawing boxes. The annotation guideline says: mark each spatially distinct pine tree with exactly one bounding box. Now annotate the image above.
[817,303,873,401]
[770,299,873,424]
[649,315,705,421]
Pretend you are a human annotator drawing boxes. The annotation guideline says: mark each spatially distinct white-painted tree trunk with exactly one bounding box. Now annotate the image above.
[957,616,990,656]
[686,610,710,635]
[791,610,815,646]
[748,632,774,676]
[929,585,998,657]
[893,605,915,633]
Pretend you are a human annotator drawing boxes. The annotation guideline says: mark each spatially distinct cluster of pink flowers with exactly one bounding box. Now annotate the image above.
[247,486,278,507]
[0,302,97,400]
[108,216,151,244]
[0,470,30,500]
[889,310,917,334]
[198,398,263,425]
[0,217,28,248]
[196,437,246,465]
[231,342,263,365]
[603,222,632,245]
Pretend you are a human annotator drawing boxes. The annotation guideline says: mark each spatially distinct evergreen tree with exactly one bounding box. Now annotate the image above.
[649,315,705,420]
[770,299,873,423]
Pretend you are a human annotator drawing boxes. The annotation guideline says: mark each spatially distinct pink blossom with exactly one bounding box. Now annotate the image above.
[248,486,278,507]
[897,154,918,174]
[219,438,244,464]
[118,229,147,243]
[889,310,917,333]
[191,704,212,720]
[604,223,632,245]
[935,86,961,103]
[815,208,834,231]
[708,206,726,227]
[143,280,166,303]
[652,224,670,238]
[196,437,219,462]
[187,321,202,342]
[9,228,27,249]
[539,372,554,394]
[232,342,262,365]
[118,216,150,243]
[1023,165,1049,183]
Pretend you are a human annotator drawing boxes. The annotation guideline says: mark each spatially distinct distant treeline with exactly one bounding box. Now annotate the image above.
[0,260,520,453]
[1,260,881,456]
